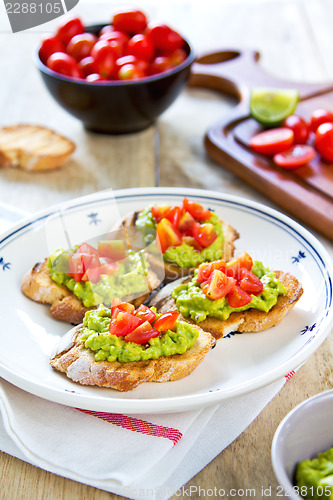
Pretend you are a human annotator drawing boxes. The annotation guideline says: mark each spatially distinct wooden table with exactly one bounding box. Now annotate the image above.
[0,0,332,498]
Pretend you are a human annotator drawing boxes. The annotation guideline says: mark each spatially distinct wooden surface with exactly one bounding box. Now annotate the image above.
[0,0,332,499]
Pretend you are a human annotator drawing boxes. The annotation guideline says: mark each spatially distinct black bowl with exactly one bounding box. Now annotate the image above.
[35,24,195,134]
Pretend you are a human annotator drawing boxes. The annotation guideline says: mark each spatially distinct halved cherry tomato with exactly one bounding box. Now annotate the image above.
[127,34,154,61]
[178,211,196,235]
[181,236,203,252]
[111,301,135,317]
[109,311,142,336]
[66,33,97,61]
[154,311,180,332]
[39,34,65,64]
[226,253,253,279]
[273,144,316,169]
[201,270,236,300]
[183,198,212,221]
[249,128,294,156]
[68,244,100,282]
[81,266,101,283]
[165,206,182,228]
[310,109,333,133]
[156,218,182,253]
[239,269,263,295]
[124,322,159,344]
[56,17,84,46]
[135,304,156,323]
[47,52,82,78]
[112,9,147,34]
[227,285,252,308]
[192,222,217,248]
[315,122,333,162]
[196,260,226,284]
[282,115,309,144]
[151,205,170,222]
[98,240,126,261]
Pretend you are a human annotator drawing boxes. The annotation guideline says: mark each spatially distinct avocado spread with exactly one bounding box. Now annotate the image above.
[48,247,148,308]
[295,447,333,499]
[172,261,287,322]
[135,206,224,268]
[80,305,199,363]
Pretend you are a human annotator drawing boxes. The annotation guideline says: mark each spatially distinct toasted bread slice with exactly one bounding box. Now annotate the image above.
[0,124,75,171]
[21,259,160,324]
[122,210,239,282]
[150,271,303,339]
[50,322,215,391]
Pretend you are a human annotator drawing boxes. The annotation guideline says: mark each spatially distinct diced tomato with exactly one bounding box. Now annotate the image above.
[110,297,122,316]
[178,211,196,236]
[135,304,156,323]
[165,206,182,228]
[196,260,226,283]
[109,311,142,336]
[183,198,212,221]
[124,321,160,344]
[181,236,203,252]
[201,270,236,300]
[151,205,170,222]
[99,260,119,275]
[227,285,252,308]
[68,252,85,282]
[154,311,180,332]
[98,240,126,261]
[77,243,99,255]
[226,253,253,279]
[156,218,182,253]
[192,222,218,248]
[239,269,264,295]
[81,266,101,283]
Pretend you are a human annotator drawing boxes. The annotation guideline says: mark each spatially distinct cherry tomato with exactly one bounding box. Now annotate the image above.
[282,115,309,144]
[156,218,182,253]
[91,40,116,78]
[127,34,154,61]
[99,30,130,46]
[118,63,145,80]
[239,269,263,295]
[183,198,212,220]
[227,285,252,308]
[39,34,65,64]
[99,260,118,275]
[273,144,316,169]
[315,122,333,162]
[201,270,236,300]
[192,222,218,248]
[124,322,159,344]
[148,56,173,75]
[79,56,95,77]
[47,52,82,79]
[114,55,148,77]
[135,304,156,324]
[146,23,184,54]
[57,17,84,46]
[249,128,294,156]
[310,109,333,132]
[196,260,227,284]
[109,311,142,336]
[112,9,147,34]
[66,33,97,61]
[226,253,253,279]
[170,48,187,66]
[154,311,180,332]
[178,211,196,236]
[98,240,126,261]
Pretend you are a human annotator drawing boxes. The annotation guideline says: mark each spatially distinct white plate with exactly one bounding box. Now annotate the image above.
[0,187,332,414]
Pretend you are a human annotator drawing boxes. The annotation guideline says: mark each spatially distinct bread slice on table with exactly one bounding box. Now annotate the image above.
[50,322,215,392]
[121,210,239,282]
[0,124,75,171]
[21,259,160,325]
[150,271,303,340]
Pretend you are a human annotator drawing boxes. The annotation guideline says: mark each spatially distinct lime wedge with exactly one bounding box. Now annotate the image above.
[250,88,299,126]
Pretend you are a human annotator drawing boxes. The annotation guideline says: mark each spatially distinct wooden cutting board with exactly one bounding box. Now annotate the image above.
[188,50,333,241]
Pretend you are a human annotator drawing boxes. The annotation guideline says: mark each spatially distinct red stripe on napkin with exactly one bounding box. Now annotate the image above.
[285,370,295,381]
[77,409,182,445]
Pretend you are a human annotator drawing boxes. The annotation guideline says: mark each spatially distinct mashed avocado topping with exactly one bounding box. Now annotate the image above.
[172,261,286,322]
[80,305,199,363]
[48,247,148,308]
[135,206,224,268]
[295,447,333,500]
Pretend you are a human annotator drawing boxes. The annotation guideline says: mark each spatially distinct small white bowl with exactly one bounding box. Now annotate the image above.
[271,390,333,499]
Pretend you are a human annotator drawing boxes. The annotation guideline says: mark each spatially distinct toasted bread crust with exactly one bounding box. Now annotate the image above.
[50,323,215,391]
[153,271,303,339]
[21,259,159,325]
[0,124,75,171]
[123,210,239,282]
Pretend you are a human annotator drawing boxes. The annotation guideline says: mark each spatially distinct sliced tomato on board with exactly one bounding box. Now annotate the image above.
[249,128,294,156]
[183,198,212,221]
[156,218,182,253]
[192,222,218,248]
[273,144,316,169]
[315,122,333,162]
[135,304,156,323]
[124,322,160,344]
[201,270,236,300]
[154,311,180,332]
[109,311,142,336]
[196,259,227,284]
[227,285,252,308]
[239,269,264,295]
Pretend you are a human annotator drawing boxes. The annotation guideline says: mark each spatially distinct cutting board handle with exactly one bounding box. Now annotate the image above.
[188,49,333,101]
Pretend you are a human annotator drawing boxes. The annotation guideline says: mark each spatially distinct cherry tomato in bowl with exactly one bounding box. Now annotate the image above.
[249,128,294,155]
[273,144,316,169]
[315,122,333,162]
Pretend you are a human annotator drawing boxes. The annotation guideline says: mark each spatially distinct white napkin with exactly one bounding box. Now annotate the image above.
[0,375,289,500]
